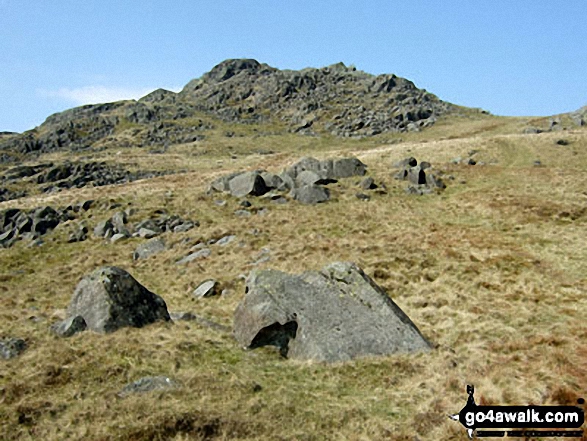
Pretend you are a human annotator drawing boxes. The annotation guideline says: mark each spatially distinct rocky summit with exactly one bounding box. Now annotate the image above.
[0,59,454,156]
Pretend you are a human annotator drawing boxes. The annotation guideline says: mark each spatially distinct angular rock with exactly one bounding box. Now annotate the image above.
[393,157,418,168]
[94,220,113,237]
[260,171,284,190]
[138,228,159,239]
[296,170,323,187]
[228,171,270,198]
[176,248,211,264]
[0,338,27,360]
[332,157,367,178]
[193,279,219,298]
[51,315,87,337]
[210,172,243,193]
[66,266,171,333]
[291,185,330,205]
[216,235,236,246]
[234,262,431,362]
[407,166,427,185]
[133,237,166,260]
[110,233,128,243]
[359,177,377,190]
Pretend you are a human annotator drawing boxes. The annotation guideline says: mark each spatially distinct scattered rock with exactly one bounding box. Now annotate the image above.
[216,235,236,246]
[193,279,219,298]
[292,185,330,205]
[118,376,178,397]
[133,237,166,260]
[233,262,432,362]
[66,266,171,333]
[359,177,377,190]
[176,248,211,265]
[0,338,27,360]
[356,193,371,201]
[51,315,87,337]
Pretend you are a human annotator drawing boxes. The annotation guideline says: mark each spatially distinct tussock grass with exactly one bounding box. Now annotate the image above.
[1,115,586,440]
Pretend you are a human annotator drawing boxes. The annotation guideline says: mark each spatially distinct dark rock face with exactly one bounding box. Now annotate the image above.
[234,262,431,362]
[66,266,171,333]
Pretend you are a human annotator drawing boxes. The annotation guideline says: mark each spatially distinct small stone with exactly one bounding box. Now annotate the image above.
[51,315,87,338]
[356,193,371,201]
[118,376,178,397]
[234,210,252,218]
[0,338,27,360]
[216,235,236,246]
[240,200,252,208]
[193,279,219,298]
[111,233,128,243]
[176,248,211,265]
[133,238,166,260]
[138,228,159,239]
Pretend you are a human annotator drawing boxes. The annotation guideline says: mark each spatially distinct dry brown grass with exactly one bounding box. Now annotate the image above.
[1,115,586,440]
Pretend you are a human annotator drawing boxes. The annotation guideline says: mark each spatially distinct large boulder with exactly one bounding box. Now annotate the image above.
[66,266,171,333]
[291,185,330,204]
[233,262,432,362]
[228,171,270,198]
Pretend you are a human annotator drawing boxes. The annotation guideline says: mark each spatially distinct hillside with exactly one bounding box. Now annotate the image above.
[0,60,586,440]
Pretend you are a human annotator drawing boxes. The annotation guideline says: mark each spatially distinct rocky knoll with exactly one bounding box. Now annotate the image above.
[1,205,85,248]
[0,59,455,156]
[210,156,368,204]
[233,262,431,362]
[1,161,172,199]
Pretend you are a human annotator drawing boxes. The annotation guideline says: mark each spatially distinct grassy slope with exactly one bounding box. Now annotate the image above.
[0,112,586,440]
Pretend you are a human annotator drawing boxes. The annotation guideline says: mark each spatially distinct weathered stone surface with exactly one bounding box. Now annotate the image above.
[133,237,166,260]
[66,266,171,333]
[0,338,27,360]
[234,262,431,362]
[51,315,87,337]
[291,185,330,204]
[228,171,270,198]
[295,170,323,187]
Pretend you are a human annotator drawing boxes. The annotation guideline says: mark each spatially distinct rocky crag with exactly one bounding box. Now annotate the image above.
[0,59,456,156]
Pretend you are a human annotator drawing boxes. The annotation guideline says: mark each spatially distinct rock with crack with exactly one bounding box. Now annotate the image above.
[65,266,171,333]
[233,262,432,362]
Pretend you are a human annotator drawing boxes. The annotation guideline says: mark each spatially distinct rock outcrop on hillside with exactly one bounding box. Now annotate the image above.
[0,59,456,156]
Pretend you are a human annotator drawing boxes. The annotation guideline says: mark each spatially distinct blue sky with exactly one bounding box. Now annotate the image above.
[1,0,586,133]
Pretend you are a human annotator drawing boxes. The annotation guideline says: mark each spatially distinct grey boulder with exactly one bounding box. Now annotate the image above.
[228,171,270,198]
[233,262,432,362]
[66,266,171,333]
[133,237,166,260]
[291,185,330,205]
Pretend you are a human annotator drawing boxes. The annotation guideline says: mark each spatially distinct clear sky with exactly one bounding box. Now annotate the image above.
[1,0,586,133]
